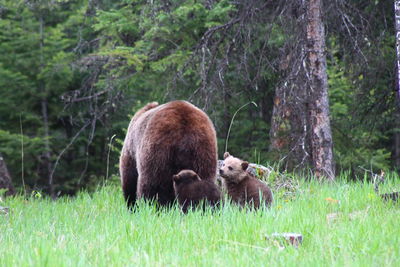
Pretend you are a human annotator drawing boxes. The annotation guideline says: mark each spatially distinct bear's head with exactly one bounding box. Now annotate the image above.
[173,169,201,186]
[219,152,249,183]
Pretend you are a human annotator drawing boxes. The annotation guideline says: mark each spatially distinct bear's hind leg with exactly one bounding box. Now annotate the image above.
[137,173,175,206]
[120,153,138,208]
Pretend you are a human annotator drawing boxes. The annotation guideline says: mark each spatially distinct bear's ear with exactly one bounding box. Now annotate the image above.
[241,161,249,170]
[172,175,179,182]
[223,152,230,159]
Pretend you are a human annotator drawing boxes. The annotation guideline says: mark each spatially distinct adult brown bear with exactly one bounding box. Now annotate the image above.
[120,101,217,207]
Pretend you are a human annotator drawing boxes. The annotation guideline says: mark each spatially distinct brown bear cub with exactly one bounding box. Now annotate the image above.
[173,170,221,213]
[219,152,273,209]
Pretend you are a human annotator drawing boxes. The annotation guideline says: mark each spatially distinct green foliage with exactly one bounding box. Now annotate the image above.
[0,0,398,195]
[0,0,122,194]
[222,111,270,162]
[327,35,393,173]
[90,0,236,103]
[0,130,45,187]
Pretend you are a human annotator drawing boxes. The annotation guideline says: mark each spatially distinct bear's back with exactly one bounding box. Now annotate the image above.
[145,101,214,143]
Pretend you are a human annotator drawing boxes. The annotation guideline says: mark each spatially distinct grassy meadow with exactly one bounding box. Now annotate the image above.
[0,175,399,267]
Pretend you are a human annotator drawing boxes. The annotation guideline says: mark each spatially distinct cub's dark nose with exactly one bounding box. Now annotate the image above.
[219,169,224,175]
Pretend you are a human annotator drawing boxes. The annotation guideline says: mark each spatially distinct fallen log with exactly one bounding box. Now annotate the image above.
[216,160,274,188]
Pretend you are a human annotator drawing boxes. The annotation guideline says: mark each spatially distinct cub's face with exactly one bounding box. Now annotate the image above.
[219,152,249,182]
[173,170,201,186]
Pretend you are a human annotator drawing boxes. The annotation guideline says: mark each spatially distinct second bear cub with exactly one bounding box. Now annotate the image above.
[173,170,221,213]
[219,152,273,209]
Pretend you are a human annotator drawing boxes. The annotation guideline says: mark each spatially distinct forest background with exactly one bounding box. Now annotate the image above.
[0,0,397,196]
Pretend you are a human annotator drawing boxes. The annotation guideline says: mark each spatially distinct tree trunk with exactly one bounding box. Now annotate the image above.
[305,0,335,180]
[270,0,335,179]
[0,153,15,196]
[270,47,312,169]
[394,0,400,169]
[395,106,400,169]
[39,14,54,196]
[270,4,312,171]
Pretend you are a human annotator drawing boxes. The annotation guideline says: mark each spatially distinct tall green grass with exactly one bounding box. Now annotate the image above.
[0,178,399,267]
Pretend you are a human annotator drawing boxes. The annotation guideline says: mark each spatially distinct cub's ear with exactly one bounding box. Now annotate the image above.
[172,175,179,182]
[241,161,249,170]
[223,152,231,159]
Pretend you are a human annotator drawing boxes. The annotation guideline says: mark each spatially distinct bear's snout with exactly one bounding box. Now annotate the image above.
[219,169,224,175]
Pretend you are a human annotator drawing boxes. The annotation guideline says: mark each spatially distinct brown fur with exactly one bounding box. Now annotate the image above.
[219,152,273,209]
[173,170,221,213]
[120,101,218,207]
